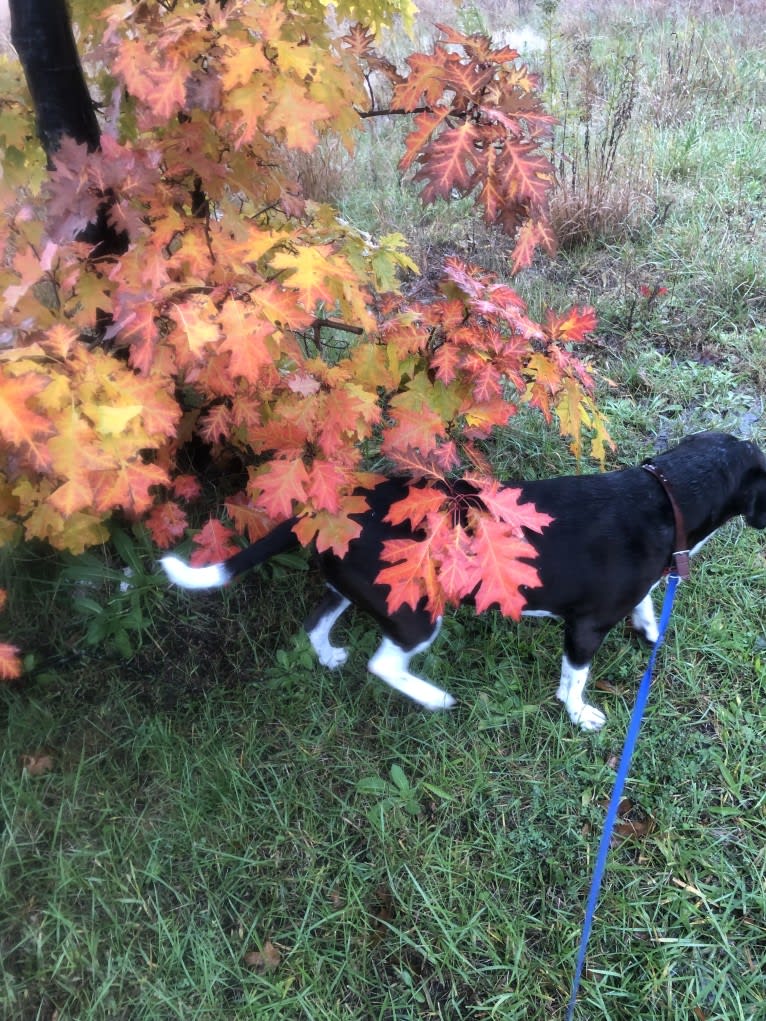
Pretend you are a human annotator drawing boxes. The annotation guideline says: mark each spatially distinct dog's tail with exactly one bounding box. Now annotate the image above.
[160,517,301,590]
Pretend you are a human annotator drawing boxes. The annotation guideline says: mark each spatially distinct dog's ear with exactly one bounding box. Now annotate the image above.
[744,475,766,529]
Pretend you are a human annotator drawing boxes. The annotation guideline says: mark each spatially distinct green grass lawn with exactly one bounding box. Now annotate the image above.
[2,1,766,1019]
[2,523,765,1020]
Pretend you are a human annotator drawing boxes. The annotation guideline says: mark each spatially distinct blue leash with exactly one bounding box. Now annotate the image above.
[565,572,681,1020]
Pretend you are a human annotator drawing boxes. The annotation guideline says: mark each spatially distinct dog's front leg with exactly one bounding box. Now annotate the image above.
[558,621,611,731]
[556,656,605,731]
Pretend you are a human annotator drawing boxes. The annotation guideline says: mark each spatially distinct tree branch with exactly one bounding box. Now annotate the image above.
[355,105,433,119]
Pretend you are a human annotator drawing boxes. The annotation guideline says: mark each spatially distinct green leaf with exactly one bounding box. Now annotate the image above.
[389,763,410,792]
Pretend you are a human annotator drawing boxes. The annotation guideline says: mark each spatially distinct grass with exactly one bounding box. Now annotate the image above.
[2,526,765,1020]
[3,1,766,1019]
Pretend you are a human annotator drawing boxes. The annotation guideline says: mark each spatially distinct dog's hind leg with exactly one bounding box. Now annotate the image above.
[305,587,351,668]
[367,621,455,711]
[631,592,659,644]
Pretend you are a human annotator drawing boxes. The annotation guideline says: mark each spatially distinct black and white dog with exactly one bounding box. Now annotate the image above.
[161,432,766,730]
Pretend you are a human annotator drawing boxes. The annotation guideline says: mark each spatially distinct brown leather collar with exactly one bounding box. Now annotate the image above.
[642,462,690,579]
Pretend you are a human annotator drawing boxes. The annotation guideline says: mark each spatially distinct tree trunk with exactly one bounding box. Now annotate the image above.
[9,0,101,157]
[9,0,128,257]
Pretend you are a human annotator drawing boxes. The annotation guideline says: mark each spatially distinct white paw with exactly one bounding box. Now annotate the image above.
[642,623,659,644]
[318,646,348,669]
[421,689,457,712]
[383,673,456,711]
[572,703,607,732]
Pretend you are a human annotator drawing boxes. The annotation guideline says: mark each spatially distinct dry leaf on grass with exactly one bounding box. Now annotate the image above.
[19,753,55,776]
[244,940,281,974]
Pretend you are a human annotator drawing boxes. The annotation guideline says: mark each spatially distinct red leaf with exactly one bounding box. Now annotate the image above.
[377,535,443,617]
[146,501,188,549]
[380,405,447,458]
[400,109,451,172]
[470,360,502,402]
[172,475,202,501]
[544,306,597,342]
[224,492,276,543]
[109,300,159,375]
[475,479,553,534]
[413,122,482,203]
[190,519,240,566]
[198,404,233,446]
[435,523,481,604]
[393,50,447,109]
[219,300,277,384]
[307,461,351,515]
[510,219,557,275]
[431,341,463,386]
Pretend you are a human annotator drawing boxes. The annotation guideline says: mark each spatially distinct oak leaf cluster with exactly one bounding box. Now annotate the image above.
[0,1,612,675]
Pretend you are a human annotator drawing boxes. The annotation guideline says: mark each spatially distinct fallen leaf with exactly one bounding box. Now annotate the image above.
[604,797,655,845]
[19,753,55,776]
[594,677,619,694]
[244,940,281,973]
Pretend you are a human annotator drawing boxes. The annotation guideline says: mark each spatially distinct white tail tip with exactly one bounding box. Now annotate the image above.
[160,555,230,590]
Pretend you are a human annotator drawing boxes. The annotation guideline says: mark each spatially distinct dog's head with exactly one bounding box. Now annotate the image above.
[668,432,766,530]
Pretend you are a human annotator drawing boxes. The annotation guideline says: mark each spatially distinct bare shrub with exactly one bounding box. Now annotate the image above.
[549,40,655,247]
[284,135,354,205]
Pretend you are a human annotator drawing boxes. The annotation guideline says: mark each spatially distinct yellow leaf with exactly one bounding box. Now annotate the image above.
[36,372,73,414]
[83,403,143,436]
[261,77,330,151]
[22,500,64,546]
[51,512,110,555]
[48,408,114,479]
[272,243,358,309]
[555,376,589,461]
[172,296,220,354]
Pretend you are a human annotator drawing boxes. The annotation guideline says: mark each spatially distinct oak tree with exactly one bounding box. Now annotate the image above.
[0,0,611,677]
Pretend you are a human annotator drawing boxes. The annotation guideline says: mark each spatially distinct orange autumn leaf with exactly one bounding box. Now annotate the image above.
[377,533,445,617]
[0,642,23,681]
[544,306,598,342]
[293,506,365,558]
[0,372,53,449]
[468,512,541,618]
[253,459,310,520]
